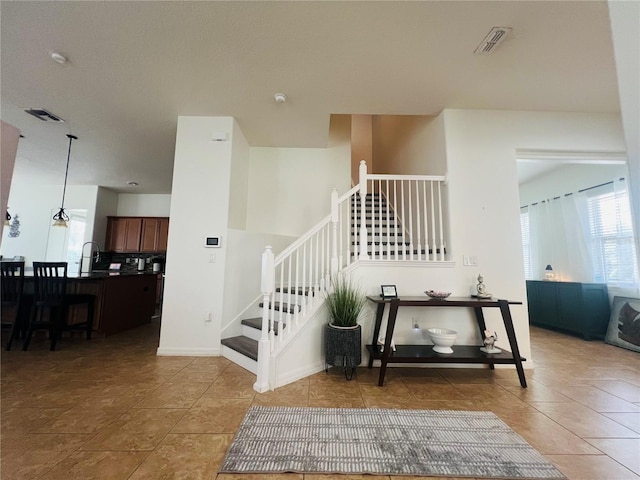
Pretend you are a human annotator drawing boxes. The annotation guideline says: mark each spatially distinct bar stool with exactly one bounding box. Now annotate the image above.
[22,262,94,351]
[1,261,27,350]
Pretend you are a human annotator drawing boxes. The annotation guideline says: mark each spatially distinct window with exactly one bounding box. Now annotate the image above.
[586,183,639,286]
[520,208,532,279]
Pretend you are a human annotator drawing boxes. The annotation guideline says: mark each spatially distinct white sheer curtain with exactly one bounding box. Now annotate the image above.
[526,193,594,282]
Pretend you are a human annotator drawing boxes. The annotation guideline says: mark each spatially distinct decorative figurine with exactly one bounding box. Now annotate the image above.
[481,329,501,353]
[476,274,492,298]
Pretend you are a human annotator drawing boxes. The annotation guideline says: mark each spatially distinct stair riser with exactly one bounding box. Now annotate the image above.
[243,324,262,341]
[222,345,258,374]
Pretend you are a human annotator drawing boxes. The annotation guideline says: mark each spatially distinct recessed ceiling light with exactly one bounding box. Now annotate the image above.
[127,181,139,186]
[50,51,68,64]
[274,93,287,104]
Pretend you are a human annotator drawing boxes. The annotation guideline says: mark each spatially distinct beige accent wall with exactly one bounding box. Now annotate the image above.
[350,115,373,184]
[372,115,445,175]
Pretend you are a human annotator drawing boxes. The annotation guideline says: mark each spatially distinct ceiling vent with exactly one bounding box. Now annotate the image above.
[473,27,512,55]
[24,108,65,122]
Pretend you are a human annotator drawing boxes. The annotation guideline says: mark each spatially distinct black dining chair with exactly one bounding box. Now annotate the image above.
[22,262,94,351]
[1,261,26,350]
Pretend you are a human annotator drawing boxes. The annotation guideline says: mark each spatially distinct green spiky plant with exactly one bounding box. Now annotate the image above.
[325,275,367,327]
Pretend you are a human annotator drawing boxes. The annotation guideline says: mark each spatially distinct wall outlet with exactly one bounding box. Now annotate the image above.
[204,312,213,323]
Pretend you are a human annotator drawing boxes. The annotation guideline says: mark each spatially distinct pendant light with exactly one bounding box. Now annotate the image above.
[52,134,77,228]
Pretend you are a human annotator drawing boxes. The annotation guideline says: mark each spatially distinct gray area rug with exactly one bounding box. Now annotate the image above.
[221,406,567,479]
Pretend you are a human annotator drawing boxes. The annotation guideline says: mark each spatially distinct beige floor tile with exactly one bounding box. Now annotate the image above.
[602,412,640,433]
[129,433,232,479]
[81,408,186,451]
[33,406,126,434]
[172,397,252,434]
[503,380,572,403]
[548,454,640,480]
[403,382,468,401]
[588,379,640,403]
[0,433,90,480]
[308,396,367,408]
[4,320,639,480]
[134,381,210,408]
[40,450,149,480]
[586,438,640,475]
[530,401,640,438]
[496,411,601,455]
[253,381,310,407]
[203,372,257,399]
[1,406,69,435]
[552,385,640,412]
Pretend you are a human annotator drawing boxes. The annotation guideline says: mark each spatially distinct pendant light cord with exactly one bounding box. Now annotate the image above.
[60,134,77,208]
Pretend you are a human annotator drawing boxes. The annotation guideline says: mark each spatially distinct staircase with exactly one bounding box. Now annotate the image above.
[221,288,311,374]
[220,161,449,392]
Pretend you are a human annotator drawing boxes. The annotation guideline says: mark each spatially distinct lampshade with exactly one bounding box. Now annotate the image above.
[544,264,555,281]
[52,134,77,228]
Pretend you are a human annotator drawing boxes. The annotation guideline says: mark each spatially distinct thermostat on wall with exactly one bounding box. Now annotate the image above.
[205,237,221,248]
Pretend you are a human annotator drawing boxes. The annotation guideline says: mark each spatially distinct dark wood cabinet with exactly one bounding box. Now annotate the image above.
[105,217,168,252]
[105,217,142,252]
[526,280,610,340]
[140,218,170,252]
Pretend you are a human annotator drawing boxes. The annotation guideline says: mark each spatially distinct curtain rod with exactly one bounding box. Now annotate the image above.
[520,177,625,209]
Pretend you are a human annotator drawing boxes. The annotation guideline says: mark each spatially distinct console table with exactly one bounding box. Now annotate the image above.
[366,296,527,388]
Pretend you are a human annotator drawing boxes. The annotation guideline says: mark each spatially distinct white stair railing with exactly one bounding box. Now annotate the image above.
[253,161,448,392]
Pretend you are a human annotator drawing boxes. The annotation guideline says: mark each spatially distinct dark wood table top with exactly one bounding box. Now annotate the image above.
[366,296,522,306]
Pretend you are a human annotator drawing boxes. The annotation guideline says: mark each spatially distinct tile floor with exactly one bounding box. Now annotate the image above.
[1,321,639,480]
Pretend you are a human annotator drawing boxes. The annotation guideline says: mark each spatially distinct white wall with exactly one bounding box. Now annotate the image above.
[116,193,171,216]
[228,119,250,230]
[519,163,629,206]
[0,184,99,264]
[221,229,295,338]
[246,116,351,237]
[158,116,236,356]
[609,0,640,281]
[441,109,626,365]
[94,187,119,249]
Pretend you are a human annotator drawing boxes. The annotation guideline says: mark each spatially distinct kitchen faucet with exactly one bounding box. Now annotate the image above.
[80,241,101,274]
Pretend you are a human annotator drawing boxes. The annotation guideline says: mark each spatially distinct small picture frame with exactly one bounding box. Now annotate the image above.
[381,285,398,298]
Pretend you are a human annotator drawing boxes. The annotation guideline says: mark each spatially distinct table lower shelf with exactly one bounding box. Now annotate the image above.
[366,344,527,365]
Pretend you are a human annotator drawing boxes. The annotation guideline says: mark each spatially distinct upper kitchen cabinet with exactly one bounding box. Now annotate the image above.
[106,217,142,252]
[140,217,169,252]
[105,217,169,252]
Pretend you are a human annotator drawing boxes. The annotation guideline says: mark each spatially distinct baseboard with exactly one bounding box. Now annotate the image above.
[156,346,220,356]
[275,360,325,388]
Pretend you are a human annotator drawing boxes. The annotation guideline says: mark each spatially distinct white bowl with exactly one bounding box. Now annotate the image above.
[425,290,451,300]
[426,328,458,354]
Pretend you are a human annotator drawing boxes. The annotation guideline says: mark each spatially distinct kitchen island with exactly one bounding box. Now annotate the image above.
[71,271,158,336]
[18,271,158,337]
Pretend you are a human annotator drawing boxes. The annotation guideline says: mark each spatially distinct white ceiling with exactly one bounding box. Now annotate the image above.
[1,1,620,194]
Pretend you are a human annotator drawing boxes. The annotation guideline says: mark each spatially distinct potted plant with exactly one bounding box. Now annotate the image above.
[324,275,367,380]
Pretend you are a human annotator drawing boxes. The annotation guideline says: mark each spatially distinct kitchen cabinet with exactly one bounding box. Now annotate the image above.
[526,280,610,340]
[105,217,168,252]
[105,217,142,252]
[141,218,170,252]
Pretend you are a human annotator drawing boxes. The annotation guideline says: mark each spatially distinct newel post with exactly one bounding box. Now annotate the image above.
[330,188,339,275]
[358,160,369,260]
[255,245,274,393]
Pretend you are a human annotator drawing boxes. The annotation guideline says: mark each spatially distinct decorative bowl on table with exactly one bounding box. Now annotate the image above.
[426,328,458,354]
[425,290,451,300]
